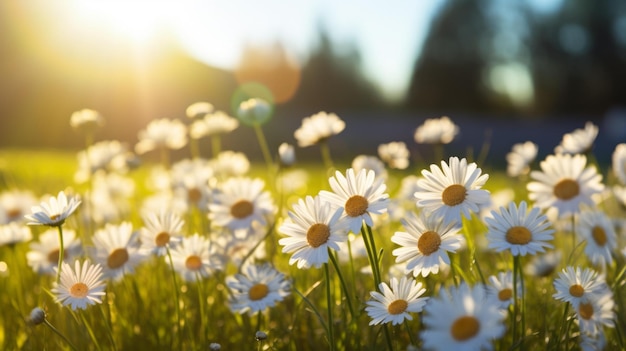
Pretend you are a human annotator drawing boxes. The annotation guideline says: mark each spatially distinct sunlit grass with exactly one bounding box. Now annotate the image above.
[0,117,625,351]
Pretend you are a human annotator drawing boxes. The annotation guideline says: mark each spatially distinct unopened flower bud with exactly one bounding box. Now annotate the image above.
[255,330,267,341]
[29,307,46,325]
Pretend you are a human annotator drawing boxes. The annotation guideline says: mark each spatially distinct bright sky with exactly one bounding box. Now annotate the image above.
[63,0,564,102]
[68,0,445,102]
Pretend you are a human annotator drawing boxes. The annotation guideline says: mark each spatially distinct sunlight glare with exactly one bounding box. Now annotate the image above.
[69,1,170,45]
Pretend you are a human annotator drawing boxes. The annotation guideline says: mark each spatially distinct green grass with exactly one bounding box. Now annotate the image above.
[0,148,624,350]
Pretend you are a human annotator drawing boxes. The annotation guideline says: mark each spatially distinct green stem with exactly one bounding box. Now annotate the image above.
[196,272,207,340]
[256,310,263,332]
[319,140,335,173]
[328,249,355,318]
[324,263,336,351]
[512,255,525,349]
[190,138,200,159]
[100,301,118,351]
[556,302,570,349]
[211,135,221,158]
[56,225,64,283]
[160,146,170,169]
[79,311,102,351]
[166,248,183,350]
[383,324,394,351]
[253,123,274,171]
[294,287,327,332]
[362,225,383,288]
[43,319,79,351]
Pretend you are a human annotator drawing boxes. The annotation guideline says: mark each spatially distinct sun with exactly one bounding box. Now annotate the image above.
[68,1,171,46]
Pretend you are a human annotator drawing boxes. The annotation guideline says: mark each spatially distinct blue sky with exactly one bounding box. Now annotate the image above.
[65,0,564,102]
[171,0,445,101]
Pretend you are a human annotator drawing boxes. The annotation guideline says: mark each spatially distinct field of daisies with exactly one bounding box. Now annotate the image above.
[1,100,625,351]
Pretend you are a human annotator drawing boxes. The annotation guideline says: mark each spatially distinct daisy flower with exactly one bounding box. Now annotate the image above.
[278,142,296,167]
[575,293,615,336]
[185,101,214,119]
[89,172,135,224]
[190,111,239,139]
[554,121,598,155]
[527,153,604,217]
[70,108,104,132]
[414,157,490,225]
[209,177,275,233]
[135,118,188,155]
[170,158,214,210]
[485,201,554,256]
[378,141,410,170]
[237,98,272,126]
[0,222,32,247]
[294,111,345,147]
[170,233,223,282]
[576,208,617,268]
[365,276,428,326]
[74,140,133,183]
[25,191,81,227]
[226,263,290,315]
[524,250,562,278]
[52,260,106,310]
[139,210,184,256]
[506,141,538,177]
[486,271,517,310]
[215,224,266,267]
[351,155,388,181]
[209,151,250,178]
[421,282,506,350]
[27,228,82,275]
[391,211,465,277]
[90,222,145,282]
[413,116,459,144]
[319,168,389,234]
[277,169,309,194]
[0,189,37,224]
[612,143,626,185]
[553,266,610,308]
[278,195,349,269]
[580,329,607,351]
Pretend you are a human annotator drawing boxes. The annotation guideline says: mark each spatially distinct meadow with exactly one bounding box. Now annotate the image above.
[0,106,624,351]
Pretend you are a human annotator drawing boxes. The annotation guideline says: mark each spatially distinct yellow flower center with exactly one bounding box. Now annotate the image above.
[578,302,594,320]
[591,226,607,246]
[249,283,269,301]
[553,179,579,200]
[417,231,441,256]
[498,288,513,301]
[70,282,89,298]
[230,200,254,219]
[47,249,66,264]
[155,232,170,247]
[188,188,202,203]
[450,315,481,341]
[6,208,21,221]
[306,223,331,248]
[49,214,61,221]
[442,184,467,206]
[387,299,408,315]
[107,248,129,269]
[345,195,369,217]
[569,284,585,298]
[505,226,532,245]
[185,255,203,271]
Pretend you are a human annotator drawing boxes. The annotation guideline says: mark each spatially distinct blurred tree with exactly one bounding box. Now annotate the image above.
[405,0,498,114]
[286,23,384,113]
[406,0,626,119]
[529,0,626,116]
